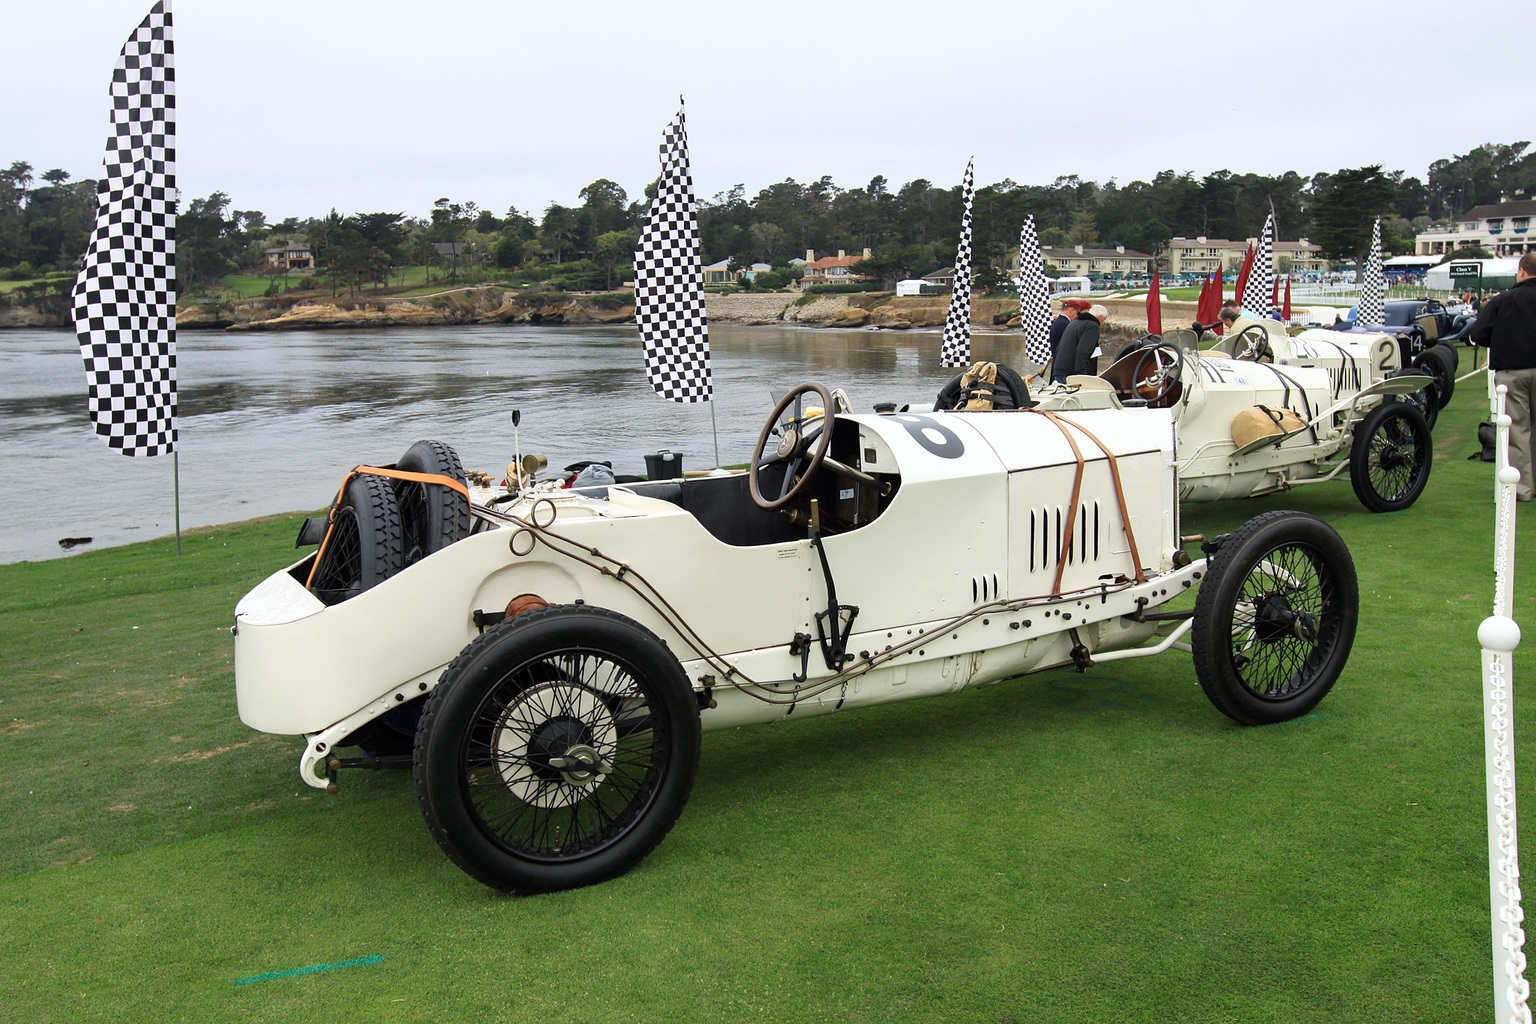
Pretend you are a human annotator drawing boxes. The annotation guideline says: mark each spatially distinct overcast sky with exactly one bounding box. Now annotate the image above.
[6,0,1526,224]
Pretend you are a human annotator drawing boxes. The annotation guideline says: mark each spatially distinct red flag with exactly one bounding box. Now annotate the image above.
[1282,275,1292,322]
[1234,244,1255,309]
[1270,275,1280,310]
[1147,266,1162,336]
[1205,268,1225,334]
[1195,273,1211,326]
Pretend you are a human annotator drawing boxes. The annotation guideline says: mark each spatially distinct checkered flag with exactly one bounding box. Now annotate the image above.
[940,158,975,368]
[1015,215,1052,367]
[1241,211,1274,317]
[1357,218,1386,327]
[73,1,177,457]
[634,99,711,404]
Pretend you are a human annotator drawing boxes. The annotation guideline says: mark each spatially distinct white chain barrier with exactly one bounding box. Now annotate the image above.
[1482,380,1531,1024]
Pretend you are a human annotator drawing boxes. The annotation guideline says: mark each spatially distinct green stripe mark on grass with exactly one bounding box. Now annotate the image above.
[236,954,384,986]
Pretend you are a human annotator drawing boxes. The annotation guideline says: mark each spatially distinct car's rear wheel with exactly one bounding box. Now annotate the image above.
[1413,344,1457,409]
[1349,400,1432,513]
[414,606,701,893]
[1192,511,1358,726]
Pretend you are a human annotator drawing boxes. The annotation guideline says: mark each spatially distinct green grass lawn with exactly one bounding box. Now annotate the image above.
[0,348,1523,1021]
[213,266,504,302]
[0,274,72,294]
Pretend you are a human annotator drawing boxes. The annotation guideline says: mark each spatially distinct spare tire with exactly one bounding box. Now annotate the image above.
[395,440,471,566]
[309,473,405,605]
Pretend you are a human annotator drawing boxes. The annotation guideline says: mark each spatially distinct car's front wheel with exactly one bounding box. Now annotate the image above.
[1192,511,1358,726]
[1349,400,1432,513]
[414,605,701,892]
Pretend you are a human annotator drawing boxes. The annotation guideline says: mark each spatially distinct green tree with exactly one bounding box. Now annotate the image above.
[851,244,921,290]
[539,204,578,264]
[1308,166,1399,277]
[492,233,525,269]
[176,192,241,289]
[593,228,638,289]
[576,179,631,254]
[1068,209,1099,248]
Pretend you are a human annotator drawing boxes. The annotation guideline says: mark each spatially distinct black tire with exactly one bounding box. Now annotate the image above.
[1349,400,1432,513]
[1388,366,1438,432]
[1192,511,1358,726]
[308,473,405,606]
[395,440,471,567]
[414,605,701,893]
[1413,344,1456,409]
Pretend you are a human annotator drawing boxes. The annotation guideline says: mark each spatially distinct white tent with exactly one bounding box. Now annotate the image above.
[1425,257,1521,292]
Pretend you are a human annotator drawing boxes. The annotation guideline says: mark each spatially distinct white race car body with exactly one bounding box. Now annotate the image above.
[1031,321,1433,510]
[233,384,1361,892]
[238,408,1179,763]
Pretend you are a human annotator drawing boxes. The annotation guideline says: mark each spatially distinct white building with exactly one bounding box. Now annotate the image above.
[1415,200,1536,257]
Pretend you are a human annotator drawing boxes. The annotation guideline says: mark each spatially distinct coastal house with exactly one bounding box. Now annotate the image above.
[801,248,873,287]
[263,242,313,271]
[1415,199,1536,257]
[703,259,738,284]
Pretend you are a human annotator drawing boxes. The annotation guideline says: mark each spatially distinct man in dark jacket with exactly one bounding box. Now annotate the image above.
[1471,253,1536,500]
[1054,304,1108,382]
[1046,299,1086,381]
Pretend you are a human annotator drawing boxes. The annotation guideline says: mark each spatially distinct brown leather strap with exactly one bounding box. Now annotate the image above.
[305,465,472,589]
[1028,411,1148,587]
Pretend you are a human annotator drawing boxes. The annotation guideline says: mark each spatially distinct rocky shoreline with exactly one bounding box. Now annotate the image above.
[5,285,1199,341]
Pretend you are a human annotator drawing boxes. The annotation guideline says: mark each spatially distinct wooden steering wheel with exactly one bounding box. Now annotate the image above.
[1130,342,1185,406]
[749,383,836,511]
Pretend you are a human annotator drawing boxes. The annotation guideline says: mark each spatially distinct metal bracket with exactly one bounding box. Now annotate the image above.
[789,632,813,683]
[1068,627,1093,672]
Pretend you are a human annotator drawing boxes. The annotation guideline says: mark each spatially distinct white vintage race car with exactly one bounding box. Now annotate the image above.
[1019,320,1439,513]
[234,387,1359,893]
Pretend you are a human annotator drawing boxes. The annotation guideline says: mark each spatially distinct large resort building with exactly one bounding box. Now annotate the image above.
[1163,236,1326,277]
[1414,200,1535,257]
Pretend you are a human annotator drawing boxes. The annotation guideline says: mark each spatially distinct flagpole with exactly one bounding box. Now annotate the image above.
[710,402,721,469]
[173,450,182,555]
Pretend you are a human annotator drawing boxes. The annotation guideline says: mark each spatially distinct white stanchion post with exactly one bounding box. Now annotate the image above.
[1482,383,1531,1024]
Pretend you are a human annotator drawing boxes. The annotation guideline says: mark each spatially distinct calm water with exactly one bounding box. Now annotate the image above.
[0,323,1035,564]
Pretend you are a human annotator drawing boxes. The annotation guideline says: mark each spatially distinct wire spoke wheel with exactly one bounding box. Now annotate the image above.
[415,606,700,892]
[1192,511,1358,725]
[467,654,662,858]
[308,473,404,605]
[1349,400,1432,513]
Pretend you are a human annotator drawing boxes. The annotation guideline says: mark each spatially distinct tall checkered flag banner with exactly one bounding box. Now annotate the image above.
[73,1,177,457]
[1241,211,1274,317]
[634,99,711,403]
[940,158,975,368]
[1357,218,1386,327]
[1015,214,1053,367]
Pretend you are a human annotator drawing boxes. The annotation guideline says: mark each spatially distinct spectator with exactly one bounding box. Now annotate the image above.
[1046,299,1087,380]
[1470,253,1536,501]
[1058,303,1109,381]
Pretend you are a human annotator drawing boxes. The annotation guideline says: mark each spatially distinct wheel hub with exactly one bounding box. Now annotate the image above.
[493,680,619,809]
[1377,440,1412,471]
[1252,591,1313,644]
